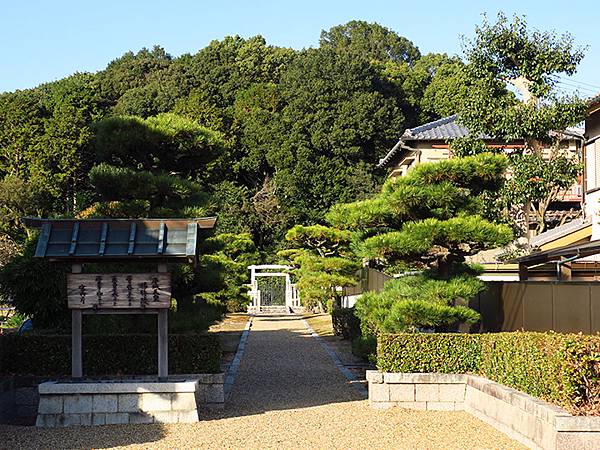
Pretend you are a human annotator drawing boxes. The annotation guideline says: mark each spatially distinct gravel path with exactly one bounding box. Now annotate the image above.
[0,315,524,449]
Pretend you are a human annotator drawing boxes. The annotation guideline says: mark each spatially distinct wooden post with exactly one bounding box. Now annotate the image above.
[518,264,529,281]
[72,310,82,379]
[158,309,168,381]
[71,263,83,379]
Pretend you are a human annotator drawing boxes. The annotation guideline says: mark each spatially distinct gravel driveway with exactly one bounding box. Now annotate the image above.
[0,315,524,449]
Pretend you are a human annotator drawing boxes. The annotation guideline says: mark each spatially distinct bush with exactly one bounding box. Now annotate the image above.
[331,308,361,340]
[0,333,221,376]
[0,237,70,330]
[352,335,377,363]
[377,332,600,415]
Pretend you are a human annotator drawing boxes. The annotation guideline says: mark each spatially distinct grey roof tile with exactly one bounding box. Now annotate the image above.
[530,217,591,248]
[402,115,491,140]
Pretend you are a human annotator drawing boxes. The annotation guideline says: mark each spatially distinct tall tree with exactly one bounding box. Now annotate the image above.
[320,20,421,64]
[457,13,587,235]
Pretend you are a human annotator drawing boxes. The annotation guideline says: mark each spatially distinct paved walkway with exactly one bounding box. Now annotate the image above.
[0,315,524,449]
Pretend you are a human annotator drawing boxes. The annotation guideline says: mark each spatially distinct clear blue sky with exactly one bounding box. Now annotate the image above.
[2,0,599,96]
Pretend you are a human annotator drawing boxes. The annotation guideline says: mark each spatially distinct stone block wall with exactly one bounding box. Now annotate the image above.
[36,374,224,428]
[366,371,600,450]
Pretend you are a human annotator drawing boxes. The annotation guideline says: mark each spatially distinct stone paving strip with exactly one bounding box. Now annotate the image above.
[0,315,525,449]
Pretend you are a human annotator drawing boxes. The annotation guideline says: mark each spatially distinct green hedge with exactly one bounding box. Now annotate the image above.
[0,334,222,376]
[331,308,361,340]
[378,332,600,415]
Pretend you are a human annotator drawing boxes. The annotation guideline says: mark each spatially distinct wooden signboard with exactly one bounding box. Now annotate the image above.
[67,273,171,309]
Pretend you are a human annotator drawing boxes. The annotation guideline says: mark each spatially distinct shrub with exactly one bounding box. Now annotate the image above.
[377,332,600,415]
[352,335,377,363]
[0,237,70,330]
[0,333,221,376]
[331,308,361,340]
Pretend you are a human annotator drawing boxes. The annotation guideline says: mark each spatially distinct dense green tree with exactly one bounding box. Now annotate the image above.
[320,20,421,63]
[269,47,405,222]
[95,46,173,105]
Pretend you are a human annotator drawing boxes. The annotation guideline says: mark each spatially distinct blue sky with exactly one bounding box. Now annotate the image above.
[2,0,599,96]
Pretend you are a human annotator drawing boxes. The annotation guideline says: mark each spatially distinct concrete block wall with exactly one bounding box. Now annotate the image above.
[367,371,600,450]
[367,372,466,411]
[36,374,224,428]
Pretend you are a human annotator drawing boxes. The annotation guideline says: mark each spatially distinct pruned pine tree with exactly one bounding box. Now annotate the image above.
[278,225,359,311]
[326,154,513,333]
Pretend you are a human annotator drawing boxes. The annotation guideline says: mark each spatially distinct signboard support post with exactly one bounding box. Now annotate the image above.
[72,310,82,379]
[158,309,168,381]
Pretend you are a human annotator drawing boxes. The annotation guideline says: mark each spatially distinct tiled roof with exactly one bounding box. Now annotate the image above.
[378,115,584,168]
[377,115,486,167]
[401,115,487,140]
[530,217,591,248]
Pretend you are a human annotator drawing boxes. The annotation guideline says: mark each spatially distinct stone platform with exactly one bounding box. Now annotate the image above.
[36,374,224,427]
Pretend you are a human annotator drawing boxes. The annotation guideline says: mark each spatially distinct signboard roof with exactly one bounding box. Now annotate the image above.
[22,217,217,262]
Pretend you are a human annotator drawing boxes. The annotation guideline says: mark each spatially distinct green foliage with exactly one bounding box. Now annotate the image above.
[449,137,493,157]
[352,334,377,362]
[287,252,360,310]
[0,21,477,253]
[196,233,261,312]
[355,274,483,334]
[0,333,221,376]
[331,307,361,340]
[285,225,353,257]
[2,312,27,329]
[359,216,512,263]
[377,332,600,415]
[0,237,69,329]
[503,151,582,233]
[327,153,508,230]
[280,222,360,309]
[325,153,510,333]
[319,20,421,64]
[88,163,207,214]
[460,13,587,143]
[91,113,224,182]
[378,333,481,373]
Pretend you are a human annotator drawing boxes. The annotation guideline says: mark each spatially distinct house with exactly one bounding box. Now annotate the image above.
[378,115,584,229]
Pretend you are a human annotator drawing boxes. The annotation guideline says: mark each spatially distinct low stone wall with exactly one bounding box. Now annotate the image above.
[36,374,224,427]
[367,371,600,450]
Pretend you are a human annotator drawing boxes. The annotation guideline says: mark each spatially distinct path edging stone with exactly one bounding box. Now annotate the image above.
[224,316,253,400]
[302,318,368,398]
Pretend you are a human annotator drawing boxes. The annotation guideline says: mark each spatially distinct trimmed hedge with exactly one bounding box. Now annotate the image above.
[331,308,361,340]
[0,334,222,376]
[378,332,600,415]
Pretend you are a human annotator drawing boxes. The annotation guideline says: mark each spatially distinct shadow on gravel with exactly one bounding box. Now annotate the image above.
[203,315,363,421]
[0,423,166,449]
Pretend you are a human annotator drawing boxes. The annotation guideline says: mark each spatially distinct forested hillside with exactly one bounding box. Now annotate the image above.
[0,21,466,252]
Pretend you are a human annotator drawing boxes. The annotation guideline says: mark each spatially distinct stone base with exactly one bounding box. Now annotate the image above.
[367,371,600,450]
[36,374,224,427]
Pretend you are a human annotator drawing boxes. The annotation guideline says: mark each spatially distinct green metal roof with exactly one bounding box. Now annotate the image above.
[22,217,217,262]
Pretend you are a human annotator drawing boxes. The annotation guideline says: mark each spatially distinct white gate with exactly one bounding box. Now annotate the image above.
[247,264,301,313]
